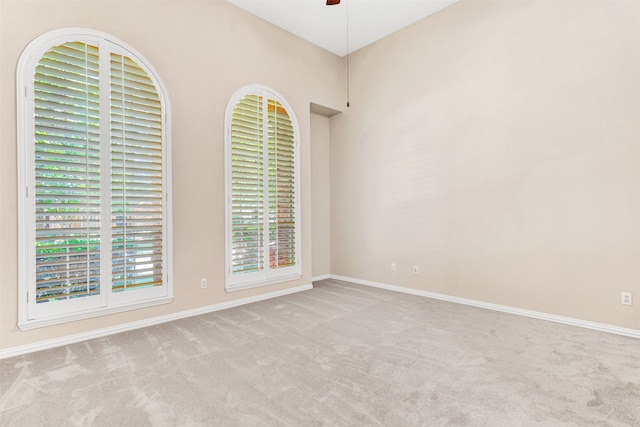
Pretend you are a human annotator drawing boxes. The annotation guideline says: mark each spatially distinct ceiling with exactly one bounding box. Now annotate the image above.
[225,0,458,57]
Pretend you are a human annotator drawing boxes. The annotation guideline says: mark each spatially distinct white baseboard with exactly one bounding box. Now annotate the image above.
[4,276,637,359]
[330,275,640,340]
[311,274,331,282]
[0,284,313,360]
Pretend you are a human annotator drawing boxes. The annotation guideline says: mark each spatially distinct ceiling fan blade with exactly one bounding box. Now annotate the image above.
[326,0,340,5]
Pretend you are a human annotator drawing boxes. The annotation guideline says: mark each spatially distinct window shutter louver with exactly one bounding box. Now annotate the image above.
[230,94,264,275]
[110,53,164,292]
[33,41,102,304]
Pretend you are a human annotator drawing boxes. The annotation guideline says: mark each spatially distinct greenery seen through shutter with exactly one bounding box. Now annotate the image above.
[33,41,101,303]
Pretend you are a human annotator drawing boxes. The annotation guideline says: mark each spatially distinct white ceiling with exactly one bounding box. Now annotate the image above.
[225,0,458,57]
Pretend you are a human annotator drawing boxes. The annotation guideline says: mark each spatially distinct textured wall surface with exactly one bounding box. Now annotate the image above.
[311,113,331,278]
[330,1,640,330]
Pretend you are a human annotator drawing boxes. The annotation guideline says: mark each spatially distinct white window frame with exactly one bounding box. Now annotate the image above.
[17,28,173,330]
[224,85,301,292]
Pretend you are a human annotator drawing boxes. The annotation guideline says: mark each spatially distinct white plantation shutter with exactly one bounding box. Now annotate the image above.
[33,41,102,313]
[225,86,300,291]
[267,100,296,269]
[230,94,265,275]
[110,53,164,293]
[18,29,172,328]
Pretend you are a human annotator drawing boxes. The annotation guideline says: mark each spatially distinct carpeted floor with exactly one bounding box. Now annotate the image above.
[1,279,639,426]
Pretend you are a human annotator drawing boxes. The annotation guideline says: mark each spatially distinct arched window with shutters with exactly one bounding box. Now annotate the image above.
[224,85,301,291]
[17,28,173,329]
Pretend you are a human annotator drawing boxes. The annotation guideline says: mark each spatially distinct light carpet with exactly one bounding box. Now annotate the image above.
[1,279,639,426]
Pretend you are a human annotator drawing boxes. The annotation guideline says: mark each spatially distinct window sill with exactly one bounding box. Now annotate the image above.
[226,273,302,293]
[17,296,173,331]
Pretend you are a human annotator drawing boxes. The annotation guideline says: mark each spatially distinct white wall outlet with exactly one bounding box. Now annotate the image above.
[621,292,632,306]
[413,266,419,274]
[391,263,396,272]
[201,278,208,289]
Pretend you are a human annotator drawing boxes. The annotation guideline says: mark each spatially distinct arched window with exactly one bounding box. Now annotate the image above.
[225,85,301,291]
[17,28,173,329]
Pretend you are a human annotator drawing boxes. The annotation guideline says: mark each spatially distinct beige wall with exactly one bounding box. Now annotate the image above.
[311,113,331,278]
[331,0,640,330]
[0,0,343,350]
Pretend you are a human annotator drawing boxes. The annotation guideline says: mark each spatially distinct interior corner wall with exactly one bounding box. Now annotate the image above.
[311,113,331,278]
[330,0,640,330]
[0,0,343,351]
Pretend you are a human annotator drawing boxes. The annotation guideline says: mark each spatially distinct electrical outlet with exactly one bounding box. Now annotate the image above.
[621,292,632,306]
[201,278,208,289]
[413,266,419,274]
[391,263,396,272]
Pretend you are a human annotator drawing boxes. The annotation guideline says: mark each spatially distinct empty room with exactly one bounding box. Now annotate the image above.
[1,0,639,425]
